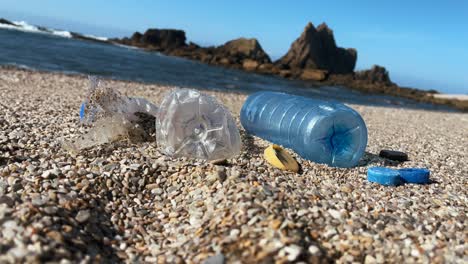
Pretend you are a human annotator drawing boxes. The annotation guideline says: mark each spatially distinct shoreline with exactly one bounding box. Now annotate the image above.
[0,65,462,113]
[0,68,466,262]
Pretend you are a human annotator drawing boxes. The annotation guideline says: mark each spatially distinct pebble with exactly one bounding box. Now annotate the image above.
[328,209,342,220]
[75,210,91,223]
[0,196,14,207]
[379,149,408,162]
[308,245,320,256]
[204,254,225,264]
[282,244,302,261]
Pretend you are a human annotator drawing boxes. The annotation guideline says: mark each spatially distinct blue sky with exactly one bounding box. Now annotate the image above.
[1,0,467,94]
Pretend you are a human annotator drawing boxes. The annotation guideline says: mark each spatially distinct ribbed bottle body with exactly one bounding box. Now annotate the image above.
[240,91,367,167]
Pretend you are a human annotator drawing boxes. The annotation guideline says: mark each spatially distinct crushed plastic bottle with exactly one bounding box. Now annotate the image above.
[240,91,367,168]
[62,114,146,152]
[156,88,241,160]
[63,77,158,152]
[80,76,159,124]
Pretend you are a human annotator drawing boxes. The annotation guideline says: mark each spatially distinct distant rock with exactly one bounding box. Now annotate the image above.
[218,38,271,64]
[300,69,328,81]
[130,31,143,44]
[0,18,15,26]
[115,29,187,51]
[355,65,393,85]
[242,59,260,71]
[277,22,357,74]
[141,29,187,50]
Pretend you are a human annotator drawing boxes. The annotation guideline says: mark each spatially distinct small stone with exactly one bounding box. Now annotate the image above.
[204,253,225,264]
[379,149,408,162]
[210,159,228,166]
[308,245,321,256]
[270,219,282,230]
[146,183,159,190]
[41,168,59,179]
[206,173,218,184]
[297,209,308,217]
[43,206,58,215]
[0,195,14,207]
[328,209,342,220]
[282,244,302,261]
[75,210,91,223]
[46,230,64,243]
[364,255,376,264]
[215,167,227,182]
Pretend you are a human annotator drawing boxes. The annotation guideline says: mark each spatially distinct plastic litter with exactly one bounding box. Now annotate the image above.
[156,88,241,160]
[367,167,402,186]
[79,76,159,124]
[62,114,146,152]
[63,77,158,152]
[379,149,408,162]
[367,167,431,186]
[398,168,430,184]
[264,144,299,172]
[240,91,367,168]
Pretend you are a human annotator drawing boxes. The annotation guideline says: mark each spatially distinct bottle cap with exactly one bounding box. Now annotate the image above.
[398,168,430,184]
[367,167,402,186]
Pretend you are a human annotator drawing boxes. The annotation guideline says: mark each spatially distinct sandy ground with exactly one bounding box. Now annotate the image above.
[0,68,466,263]
[433,94,468,101]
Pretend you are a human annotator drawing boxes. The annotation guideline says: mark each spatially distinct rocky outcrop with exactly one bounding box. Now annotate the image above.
[277,22,357,74]
[300,69,328,81]
[0,18,15,26]
[355,65,393,85]
[115,29,187,51]
[219,38,271,64]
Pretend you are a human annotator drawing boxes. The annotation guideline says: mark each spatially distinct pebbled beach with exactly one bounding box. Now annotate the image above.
[0,68,466,263]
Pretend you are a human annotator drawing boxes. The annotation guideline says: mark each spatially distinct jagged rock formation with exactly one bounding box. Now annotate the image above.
[277,22,357,74]
[355,65,393,85]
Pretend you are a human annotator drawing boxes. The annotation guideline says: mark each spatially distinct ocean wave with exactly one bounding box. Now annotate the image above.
[83,34,108,41]
[0,20,106,40]
[51,29,72,38]
[114,43,141,50]
[13,20,40,32]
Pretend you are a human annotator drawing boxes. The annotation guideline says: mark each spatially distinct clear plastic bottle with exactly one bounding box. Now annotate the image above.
[240,91,367,167]
[156,89,241,160]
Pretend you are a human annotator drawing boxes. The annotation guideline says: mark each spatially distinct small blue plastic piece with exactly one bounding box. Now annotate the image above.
[367,167,402,186]
[79,102,86,120]
[398,168,430,184]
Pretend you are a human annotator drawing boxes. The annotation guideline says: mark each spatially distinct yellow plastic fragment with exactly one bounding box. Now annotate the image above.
[264,144,299,172]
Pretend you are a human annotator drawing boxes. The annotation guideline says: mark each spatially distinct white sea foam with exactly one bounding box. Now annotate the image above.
[0,20,105,41]
[51,30,72,38]
[13,21,40,32]
[83,34,108,41]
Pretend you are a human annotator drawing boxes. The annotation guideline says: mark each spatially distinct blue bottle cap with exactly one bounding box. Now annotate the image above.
[367,167,402,186]
[398,168,430,184]
[79,102,86,120]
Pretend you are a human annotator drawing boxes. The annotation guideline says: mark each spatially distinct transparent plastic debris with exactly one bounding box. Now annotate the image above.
[63,77,158,152]
[62,114,146,152]
[156,88,241,160]
[80,76,159,124]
